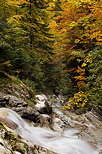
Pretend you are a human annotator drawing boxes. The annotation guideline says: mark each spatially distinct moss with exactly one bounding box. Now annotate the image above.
[26,99,36,108]
[0,72,37,109]
[0,73,36,97]
[4,131,27,153]
[12,142,27,154]
[4,131,18,141]
[0,123,6,130]
[0,72,21,85]
[0,74,21,95]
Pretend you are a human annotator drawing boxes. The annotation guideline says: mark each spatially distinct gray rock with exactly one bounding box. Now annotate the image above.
[0,93,28,108]
[0,127,56,154]
[35,94,53,115]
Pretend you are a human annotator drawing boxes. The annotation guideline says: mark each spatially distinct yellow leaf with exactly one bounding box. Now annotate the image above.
[77,81,85,88]
[49,2,55,7]
[74,76,86,80]
[81,103,85,107]
[82,63,87,67]
[1,61,12,67]
[74,39,80,43]
[76,66,85,73]
[86,58,92,63]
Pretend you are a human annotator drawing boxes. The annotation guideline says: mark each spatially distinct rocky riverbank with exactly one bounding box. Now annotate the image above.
[0,89,102,153]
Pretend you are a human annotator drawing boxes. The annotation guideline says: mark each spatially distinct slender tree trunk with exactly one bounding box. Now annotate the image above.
[29,0,33,48]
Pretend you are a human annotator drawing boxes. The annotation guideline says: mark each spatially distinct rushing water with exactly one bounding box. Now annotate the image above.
[0,108,98,154]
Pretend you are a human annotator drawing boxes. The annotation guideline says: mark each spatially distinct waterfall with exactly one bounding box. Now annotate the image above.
[0,108,98,154]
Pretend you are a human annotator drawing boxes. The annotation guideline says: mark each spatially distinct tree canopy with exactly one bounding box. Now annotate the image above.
[0,0,102,111]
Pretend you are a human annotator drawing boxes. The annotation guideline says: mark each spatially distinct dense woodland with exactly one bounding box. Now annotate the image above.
[0,0,102,112]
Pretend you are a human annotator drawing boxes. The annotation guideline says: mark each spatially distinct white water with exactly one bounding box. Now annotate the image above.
[0,108,98,154]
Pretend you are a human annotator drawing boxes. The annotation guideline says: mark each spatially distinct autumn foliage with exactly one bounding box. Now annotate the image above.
[49,0,102,111]
[0,0,102,111]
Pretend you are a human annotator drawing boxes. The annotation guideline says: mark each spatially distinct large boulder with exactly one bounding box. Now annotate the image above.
[35,94,52,114]
[0,93,53,128]
[0,92,28,108]
[35,94,47,108]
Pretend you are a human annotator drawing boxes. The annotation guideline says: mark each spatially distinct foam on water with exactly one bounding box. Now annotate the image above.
[0,108,98,154]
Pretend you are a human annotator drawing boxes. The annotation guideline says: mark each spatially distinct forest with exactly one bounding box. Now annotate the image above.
[0,0,102,112]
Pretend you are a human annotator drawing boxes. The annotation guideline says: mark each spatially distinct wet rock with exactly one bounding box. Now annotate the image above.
[35,94,47,108]
[0,93,9,107]
[52,108,102,153]
[0,144,11,154]
[0,93,28,108]
[0,126,56,154]
[8,96,28,108]
[53,118,64,132]
[27,144,56,154]
[13,152,21,154]
[20,107,40,122]
[84,111,102,128]
[35,94,52,114]
[47,94,65,107]
[0,91,102,153]
[0,93,54,128]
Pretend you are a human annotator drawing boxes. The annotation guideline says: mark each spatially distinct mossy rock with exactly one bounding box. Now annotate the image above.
[4,131,27,153]
[0,123,6,130]
[12,142,27,154]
